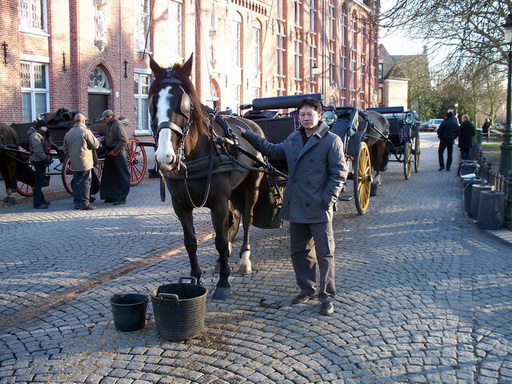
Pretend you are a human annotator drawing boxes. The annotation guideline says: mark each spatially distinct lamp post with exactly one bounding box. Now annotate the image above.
[500,14,512,174]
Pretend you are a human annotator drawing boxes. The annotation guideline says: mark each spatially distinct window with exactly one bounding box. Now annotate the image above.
[168,0,183,60]
[19,0,46,32]
[252,23,262,73]
[233,19,241,67]
[309,0,316,33]
[309,45,316,80]
[294,1,301,26]
[294,40,302,79]
[328,2,335,40]
[340,54,346,88]
[134,72,151,134]
[277,0,284,20]
[329,51,335,85]
[378,62,383,82]
[252,20,262,97]
[341,6,347,47]
[277,34,285,76]
[135,0,150,52]
[21,61,49,123]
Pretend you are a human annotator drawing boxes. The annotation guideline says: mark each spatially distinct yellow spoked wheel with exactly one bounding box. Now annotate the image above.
[403,142,412,180]
[354,141,372,215]
[413,136,420,173]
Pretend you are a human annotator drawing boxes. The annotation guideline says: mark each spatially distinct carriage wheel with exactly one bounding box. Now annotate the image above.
[126,138,147,186]
[62,157,103,195]
[16,179,34,197]
[353,141,372,215]
[413,136,421,173]
[403,142,412,180]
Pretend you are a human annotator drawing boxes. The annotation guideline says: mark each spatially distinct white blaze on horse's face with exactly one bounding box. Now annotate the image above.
[155,86,177,172]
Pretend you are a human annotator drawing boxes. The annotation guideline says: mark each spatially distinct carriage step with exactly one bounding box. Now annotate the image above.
[338,194,354,201]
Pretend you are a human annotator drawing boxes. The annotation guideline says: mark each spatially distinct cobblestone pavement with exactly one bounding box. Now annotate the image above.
[1,132,512,384]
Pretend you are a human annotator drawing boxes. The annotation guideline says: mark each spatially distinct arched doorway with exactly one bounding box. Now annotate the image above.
[88,66,111,121]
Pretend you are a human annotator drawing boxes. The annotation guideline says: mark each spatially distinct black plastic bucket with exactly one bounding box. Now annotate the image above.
[110,293,149,332]
[151,277,207,341]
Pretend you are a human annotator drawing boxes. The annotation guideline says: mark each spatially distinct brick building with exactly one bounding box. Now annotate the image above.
[0,0,380,138]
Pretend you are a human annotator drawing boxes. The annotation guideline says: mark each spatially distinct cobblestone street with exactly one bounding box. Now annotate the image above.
[1,132,512,383]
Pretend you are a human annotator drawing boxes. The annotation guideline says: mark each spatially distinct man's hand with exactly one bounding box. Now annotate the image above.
[107,150,119,157]
[235,125,247,134]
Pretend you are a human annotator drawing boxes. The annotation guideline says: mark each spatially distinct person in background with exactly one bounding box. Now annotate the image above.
[99,109,130,205]
[63,113,100,210]
[28,120,52,209]
[458,114,476,161]
[235,97,347,316]
[482,117,491,141]
[437,111,460,171]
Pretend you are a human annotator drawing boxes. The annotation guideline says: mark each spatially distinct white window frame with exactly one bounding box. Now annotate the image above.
[277,0,284,20]
[252,20,262,97]
[168,0,183,62]
[294,1,301,27]
[277,34,286,77]
[328,2,335,40]
[309,0,316,33]
[233,19,242,68]
[294,40,302,80]
[135,0,150,53]
[134,70,151,135]
[309,45,317,81]
[18,0,47,34]
[21,58,50,123]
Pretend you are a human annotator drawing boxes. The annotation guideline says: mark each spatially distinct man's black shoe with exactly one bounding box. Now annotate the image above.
[291,293,317,305]
[113,200,126,205]
[320,302,334,315]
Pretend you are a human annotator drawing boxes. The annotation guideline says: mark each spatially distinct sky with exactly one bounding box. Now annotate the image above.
[379,0,425,56]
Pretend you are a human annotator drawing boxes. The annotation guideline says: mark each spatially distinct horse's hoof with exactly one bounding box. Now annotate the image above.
[212,287,230,300]
[239,264,252,275]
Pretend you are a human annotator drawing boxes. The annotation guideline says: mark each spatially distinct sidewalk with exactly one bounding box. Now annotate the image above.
[1,132,512,383]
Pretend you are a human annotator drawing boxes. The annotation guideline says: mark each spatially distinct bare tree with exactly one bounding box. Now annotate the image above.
[379,0,511,68]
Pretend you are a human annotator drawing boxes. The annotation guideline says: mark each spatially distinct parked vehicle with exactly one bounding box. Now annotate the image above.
[428,118,443,132]
[419,121,429,131]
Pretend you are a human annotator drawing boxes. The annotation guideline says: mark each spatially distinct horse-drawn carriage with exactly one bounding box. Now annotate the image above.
[367,106,421,179]
[240,93,389,215]
[2,108,148,198]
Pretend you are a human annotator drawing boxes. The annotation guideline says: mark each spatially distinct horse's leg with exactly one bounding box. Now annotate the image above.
[210,198,232,300]
[172,202,201,282]
[1,159,17,206]
[238,171,263,275]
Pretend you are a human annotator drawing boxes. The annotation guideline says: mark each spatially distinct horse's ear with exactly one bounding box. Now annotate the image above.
[182,53,194,78]
[149,55,165,77]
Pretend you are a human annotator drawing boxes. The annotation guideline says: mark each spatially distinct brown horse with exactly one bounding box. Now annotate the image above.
[364,110,390,185]
[0,123,20,205]
[148,54,265,299]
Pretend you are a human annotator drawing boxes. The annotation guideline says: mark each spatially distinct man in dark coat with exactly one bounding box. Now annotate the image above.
[458,114,475,161]
[437,111,459,171]
[99,109,130,204]
[236,98,348,316]
[28,120,52,209]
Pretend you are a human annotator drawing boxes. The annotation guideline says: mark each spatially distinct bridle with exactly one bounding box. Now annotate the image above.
[151,69,218,208]
[151,69,193,172]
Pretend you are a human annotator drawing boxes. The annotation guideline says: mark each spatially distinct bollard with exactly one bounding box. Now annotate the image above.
[476,127,482,149]
[477,191,504,230]
[462,177,483,213]
[469,184,494,219]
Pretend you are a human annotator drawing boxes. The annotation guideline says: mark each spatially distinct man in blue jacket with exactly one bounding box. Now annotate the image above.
[236,98,347,315]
